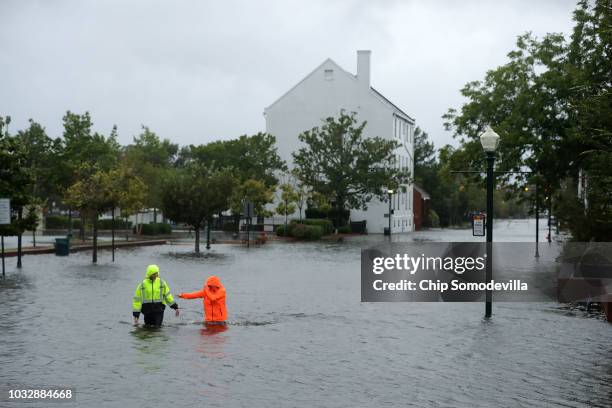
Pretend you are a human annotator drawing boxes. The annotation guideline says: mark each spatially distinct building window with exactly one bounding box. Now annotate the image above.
[324,69,334,81]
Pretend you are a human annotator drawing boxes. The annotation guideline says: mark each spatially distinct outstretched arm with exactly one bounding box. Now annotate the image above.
[179,289,205,299]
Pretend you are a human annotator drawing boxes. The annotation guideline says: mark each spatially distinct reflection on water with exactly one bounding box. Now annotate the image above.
[131,325,172,372]
[0,220,609,407]
[196,323,228,359]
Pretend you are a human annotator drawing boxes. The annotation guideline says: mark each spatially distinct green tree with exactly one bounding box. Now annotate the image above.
[275,183,298,230]
[65,165,115,263]
[230,178,274,219]
[161,164,237,253]
[443,0,611,240]
[15,120,61,245]
[66,164,147,263]
[0,117,37,267]
[291,170,309,221]
[293,111,410,225]
[442,32,572,204]
[58,112,120,239]
[123,126,178,222]
[185,132,286,187]
[557,0,612,241]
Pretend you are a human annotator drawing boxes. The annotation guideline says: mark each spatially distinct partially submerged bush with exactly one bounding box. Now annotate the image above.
[338,225,351,234]
[298,218,334,235]
[275,222,323,240]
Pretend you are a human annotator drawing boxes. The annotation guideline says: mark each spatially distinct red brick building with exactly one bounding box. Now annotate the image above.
[413,185,430,231]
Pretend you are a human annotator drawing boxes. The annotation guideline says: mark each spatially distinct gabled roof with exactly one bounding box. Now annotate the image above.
[265,57,414,124]
[265,58,353,112]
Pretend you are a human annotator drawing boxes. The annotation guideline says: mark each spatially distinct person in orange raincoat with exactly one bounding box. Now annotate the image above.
[178,276,227,323]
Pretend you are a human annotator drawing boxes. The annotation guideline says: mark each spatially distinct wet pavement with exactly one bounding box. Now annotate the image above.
[0,219,610,407]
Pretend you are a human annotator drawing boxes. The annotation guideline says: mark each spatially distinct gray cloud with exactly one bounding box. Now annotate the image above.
[1,0,576,150]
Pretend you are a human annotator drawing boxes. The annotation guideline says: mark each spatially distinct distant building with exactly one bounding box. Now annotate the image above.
[264,50,415,233]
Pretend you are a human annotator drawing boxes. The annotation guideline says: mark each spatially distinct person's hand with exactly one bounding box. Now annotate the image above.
[175,308,180,317]
[133,316,139,326]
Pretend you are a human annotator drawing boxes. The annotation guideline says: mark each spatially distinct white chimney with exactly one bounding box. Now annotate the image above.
[357,50,371,89]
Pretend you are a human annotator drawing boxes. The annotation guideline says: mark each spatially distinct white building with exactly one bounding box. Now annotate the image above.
[264,50,415,233]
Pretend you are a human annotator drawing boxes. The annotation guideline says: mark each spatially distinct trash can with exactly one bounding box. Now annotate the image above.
[55,238,70,256]
[384,227,390,236]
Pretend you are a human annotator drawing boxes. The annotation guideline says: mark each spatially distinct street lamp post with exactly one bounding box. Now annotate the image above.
[547,195,552,243]
[480,126,500,318]
[535,183,540,258]
[387,189,394,238]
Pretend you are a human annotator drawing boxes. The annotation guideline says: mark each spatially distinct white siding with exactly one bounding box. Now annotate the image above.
[264,53,414,233]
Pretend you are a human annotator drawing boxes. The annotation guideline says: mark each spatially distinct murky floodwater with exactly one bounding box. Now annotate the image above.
[0,220,610,407]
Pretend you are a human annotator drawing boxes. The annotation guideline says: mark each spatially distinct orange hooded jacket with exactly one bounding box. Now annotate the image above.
[179,276,227,322]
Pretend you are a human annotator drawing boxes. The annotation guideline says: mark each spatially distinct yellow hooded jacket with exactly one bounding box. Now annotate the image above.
[132,265,177,317]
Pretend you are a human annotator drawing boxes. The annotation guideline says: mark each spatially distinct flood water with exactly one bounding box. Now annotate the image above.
[1,220,610,407]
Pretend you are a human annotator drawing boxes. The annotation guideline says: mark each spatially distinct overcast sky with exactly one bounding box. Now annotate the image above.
[1,0,577,150]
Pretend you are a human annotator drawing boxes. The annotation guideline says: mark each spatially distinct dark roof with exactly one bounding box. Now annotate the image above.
[370,87,414,123]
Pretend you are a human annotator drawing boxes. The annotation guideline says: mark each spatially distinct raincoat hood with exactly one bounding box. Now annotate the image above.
[146,264,160,278]
[205,275,223,290]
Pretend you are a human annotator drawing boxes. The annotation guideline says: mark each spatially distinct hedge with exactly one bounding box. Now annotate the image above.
[222,222,237,232]
[305,207,328,219]
[305,207,350,227]
[97,219,132,230]
[45,215,82,230]
[136,223,172,235]
[289,223,323,240]
[45,216,132,230]
[338,225,351,234]
[275,223,323,240]
[297,218,334,235]
[275,224,288,236]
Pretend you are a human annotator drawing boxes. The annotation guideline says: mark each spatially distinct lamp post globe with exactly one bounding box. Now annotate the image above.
[480,126,500,152]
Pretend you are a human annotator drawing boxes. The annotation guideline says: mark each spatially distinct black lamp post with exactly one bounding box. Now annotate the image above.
[480,126,500,318]
[535,182,540,258]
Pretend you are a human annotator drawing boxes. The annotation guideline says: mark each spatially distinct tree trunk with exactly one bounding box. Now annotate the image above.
[285,204,288,231]
[32,229,36,248]
[234,214,240,234]
[68,207,73,237]
[92,215,98,263]
[194,225,200,254]
[80,218,85,242]
[206,218,211,250]
[17,207,22,268]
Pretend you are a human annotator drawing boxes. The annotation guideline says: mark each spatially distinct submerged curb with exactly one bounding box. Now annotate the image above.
[1,239,168,257]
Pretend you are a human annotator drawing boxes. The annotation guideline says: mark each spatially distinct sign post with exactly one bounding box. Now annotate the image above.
[472,212,485,237]
[0,198,11,278]
[242,201,254,248]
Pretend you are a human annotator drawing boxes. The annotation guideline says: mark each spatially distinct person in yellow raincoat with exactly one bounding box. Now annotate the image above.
[132,264,179,327]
